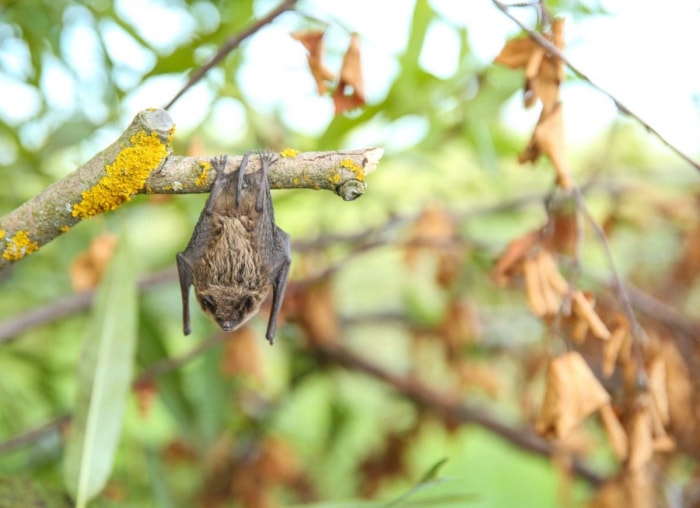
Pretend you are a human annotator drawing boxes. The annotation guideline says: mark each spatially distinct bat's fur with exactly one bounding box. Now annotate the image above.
[193,215,268,330]
[177,153,291,344]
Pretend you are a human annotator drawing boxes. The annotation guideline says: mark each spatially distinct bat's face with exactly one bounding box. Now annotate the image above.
[195,286,268,332]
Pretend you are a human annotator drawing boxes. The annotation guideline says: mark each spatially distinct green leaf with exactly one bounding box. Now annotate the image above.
[63,235,138,506]
[417,457,449,484]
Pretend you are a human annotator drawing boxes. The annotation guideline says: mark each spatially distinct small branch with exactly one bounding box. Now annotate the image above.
[164,0,299,110]
[0,268,176,346]
[0,107,383,271]
[314,343,607,487]
[492,0,700,174]
[146,147,381,198]
[0,414,70,456]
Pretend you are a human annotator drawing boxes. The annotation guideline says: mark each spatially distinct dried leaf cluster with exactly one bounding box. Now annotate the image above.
[292,30,365,114]
[491,17,700,507]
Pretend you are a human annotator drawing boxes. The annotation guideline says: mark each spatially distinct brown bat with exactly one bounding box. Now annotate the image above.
[176,152,291,344]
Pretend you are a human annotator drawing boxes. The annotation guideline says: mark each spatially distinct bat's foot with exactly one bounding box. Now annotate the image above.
[258,150,279,167]
[211,155,228,174]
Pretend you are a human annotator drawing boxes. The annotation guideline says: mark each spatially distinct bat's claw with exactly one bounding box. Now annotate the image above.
[211,155,228,173]
[258,150,279,167]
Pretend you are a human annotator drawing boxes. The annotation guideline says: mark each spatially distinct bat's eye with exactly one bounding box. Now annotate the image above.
[201,295,216,313]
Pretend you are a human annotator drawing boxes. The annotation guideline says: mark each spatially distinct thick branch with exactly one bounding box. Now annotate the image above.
[0,107,383,271]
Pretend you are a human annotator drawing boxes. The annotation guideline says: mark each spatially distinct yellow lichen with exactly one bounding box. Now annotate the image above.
[195,161,212,187]
[340,158,365,182]
[3,230,39,261]
[280,148,299,158]
[0,230,4,240]
[60,225,70,233]
[329,172,342,185]
[72,130,170,219]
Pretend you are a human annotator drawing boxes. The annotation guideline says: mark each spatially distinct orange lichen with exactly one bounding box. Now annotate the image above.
[340,158,364,181]
[195,160,212,187]
[3,230,39,261]
[72,130,170,218]
[280,148,300,158]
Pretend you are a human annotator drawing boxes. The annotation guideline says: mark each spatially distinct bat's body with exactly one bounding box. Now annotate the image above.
[176,153,291,344]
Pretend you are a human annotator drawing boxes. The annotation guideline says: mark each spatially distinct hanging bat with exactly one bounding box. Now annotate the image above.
[176,152,291,344]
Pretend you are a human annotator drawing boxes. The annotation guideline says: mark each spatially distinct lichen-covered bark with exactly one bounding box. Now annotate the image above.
[0,107,383,270]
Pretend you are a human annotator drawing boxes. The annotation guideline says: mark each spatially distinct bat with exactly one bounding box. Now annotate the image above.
[176,152,291,344]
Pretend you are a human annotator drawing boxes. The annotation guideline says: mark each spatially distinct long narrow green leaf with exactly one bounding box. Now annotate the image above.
[63,236,138,506]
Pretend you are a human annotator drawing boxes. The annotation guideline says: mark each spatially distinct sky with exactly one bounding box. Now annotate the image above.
[1,0,699,161]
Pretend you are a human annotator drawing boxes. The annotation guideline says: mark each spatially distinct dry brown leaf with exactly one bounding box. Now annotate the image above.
[405,205,456,266]
[589,470,653,508]
[543,207,578,255]
[494,18,564,113]
[69,233,119,291]
[655,340,693,431]
[494,37,538,68]
[572,291,611,340]
[333,33,365,114]
[599,403,628,460]
[491,229,540,286]
[221,326,264,382]
[570,318,589,344]
[439,298,481,354]
[647,357,669,426]
[627,403,653,473]
[523,255,549,317]
[537,351,611,438]
[133,379,157,419]
[519,103,573,189]
[603,319,629,376]
[537,249,569,300]
[523,250,569,317]
[296,278,339,346]
[291,30,335,95]
[456,361,502,397]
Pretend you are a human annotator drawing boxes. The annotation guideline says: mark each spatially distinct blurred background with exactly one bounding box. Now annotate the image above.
[1,0,700,507]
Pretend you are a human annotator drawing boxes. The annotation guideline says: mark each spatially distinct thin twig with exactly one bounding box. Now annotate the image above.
[572,188,648,388]
[491,0,700,174]
[0,414,70,456]
[164,0,299,110]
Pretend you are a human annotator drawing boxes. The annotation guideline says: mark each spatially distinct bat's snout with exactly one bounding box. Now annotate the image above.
[220,320,236,332]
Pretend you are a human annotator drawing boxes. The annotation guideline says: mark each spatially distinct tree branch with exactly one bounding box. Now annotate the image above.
[315,343,607,487]
[0,107,383,271]
[163,0,299,110]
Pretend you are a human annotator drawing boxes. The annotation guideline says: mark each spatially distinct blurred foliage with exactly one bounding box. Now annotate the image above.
[1,0,699,507]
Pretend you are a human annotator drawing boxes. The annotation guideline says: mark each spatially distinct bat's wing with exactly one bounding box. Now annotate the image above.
[264,226,291,344]
[254,152,291,344]
[176,252,194,335]
[178,155,233,335]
